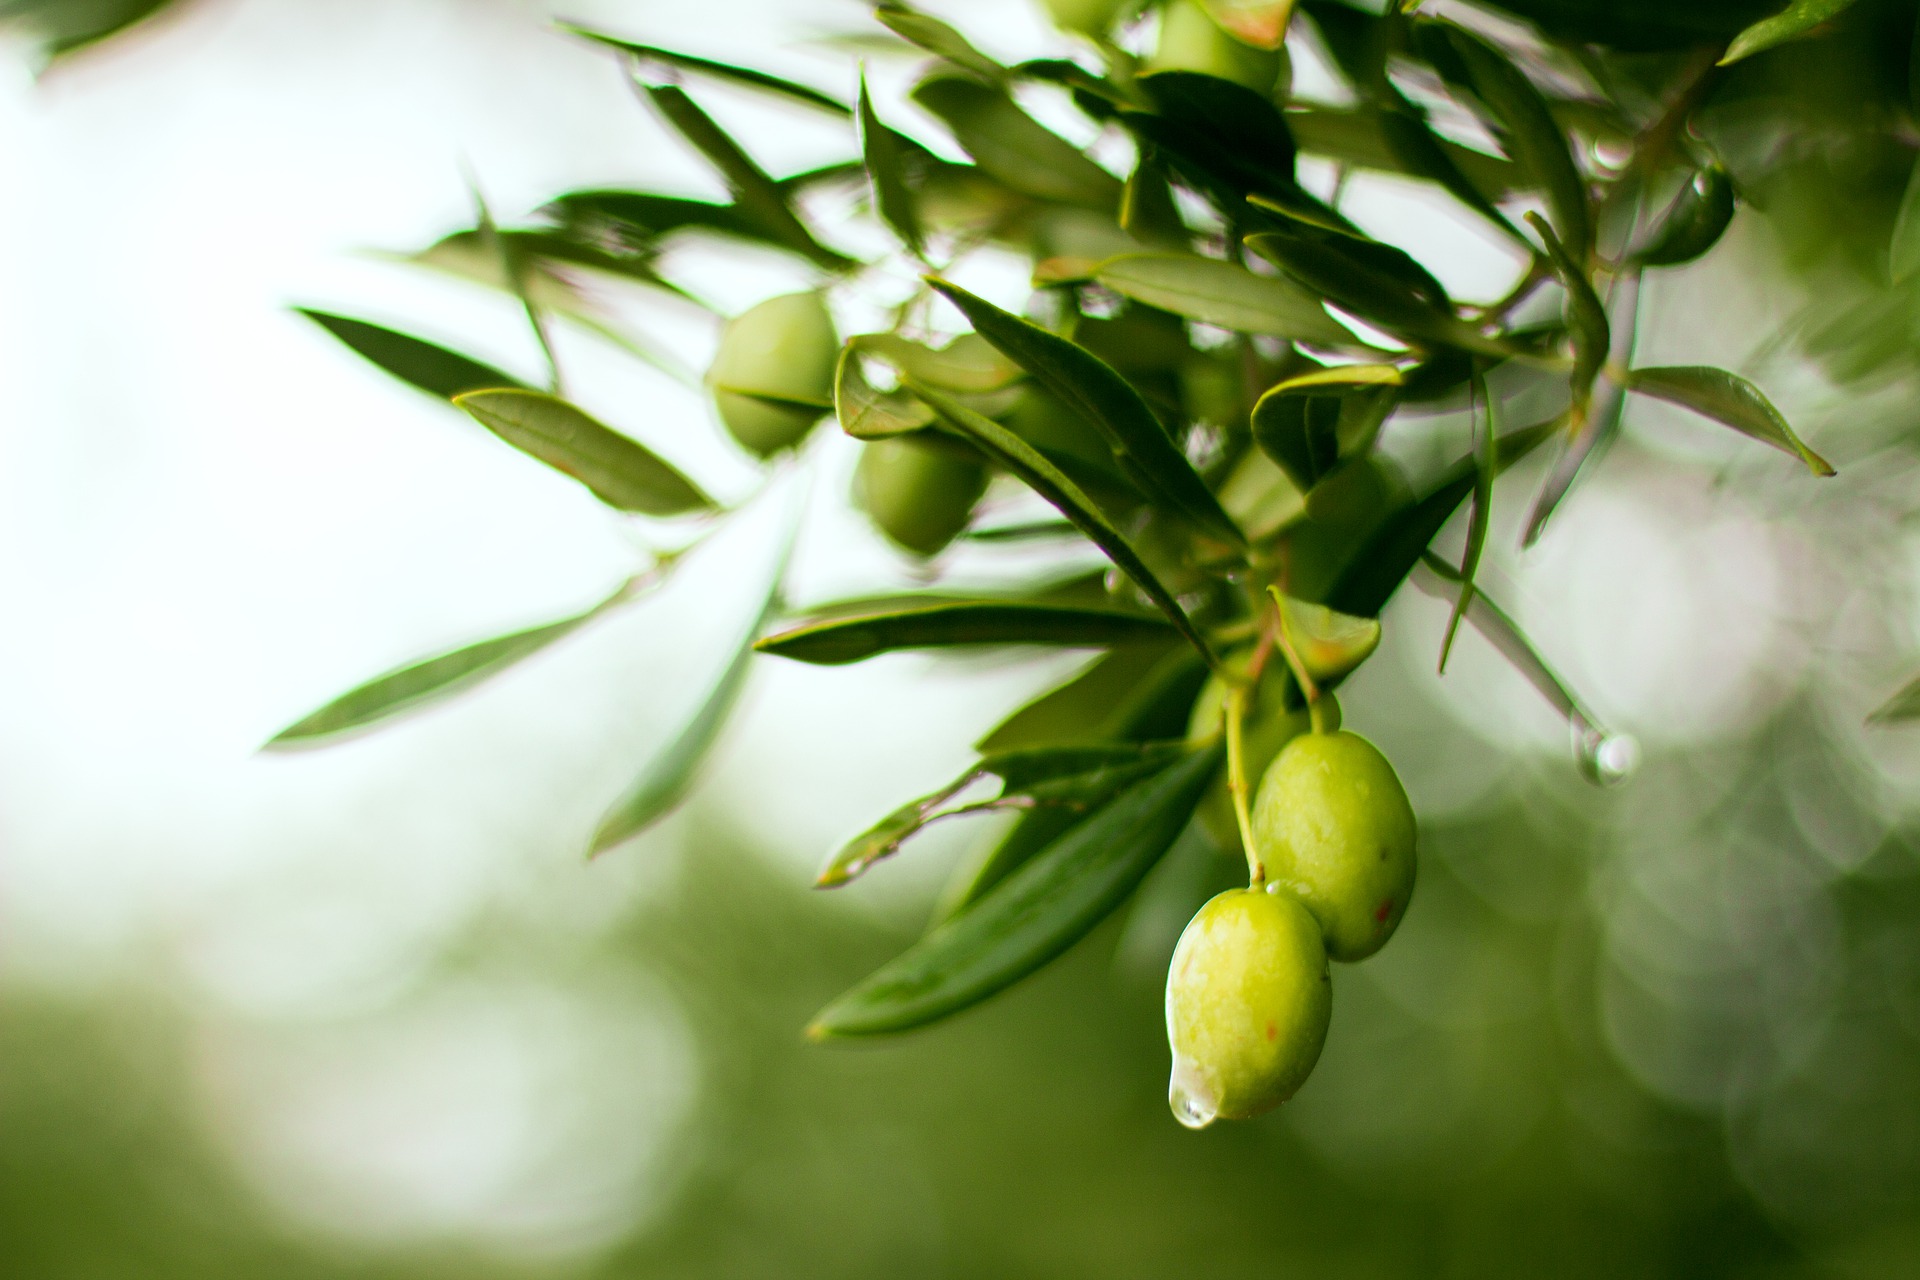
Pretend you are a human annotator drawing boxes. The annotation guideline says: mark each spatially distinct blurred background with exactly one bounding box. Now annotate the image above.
[4,0,1920,1274]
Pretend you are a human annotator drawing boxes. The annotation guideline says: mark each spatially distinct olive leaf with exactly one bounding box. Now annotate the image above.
[1285,106,1517,201]
[755,600,1174,665]
[1251,364,1403,491]
[853,332,1022,393]
[907,381,1218,666]
[1636,168,1736,268]
[638,83,855,270]
[807,744,1219,1037]
[1440,364,1496,672]
[455,390,716,515]
[926,278,1243,547]
[542,189,772,249]
[1626,366,1834,476]
[817,741,1192,887]
[298,310,527,400]
[1124,71,1301,209]
[558,23,852,115]
[1721,0,1859,65]
[858,74,926,258]
[589,529,793,856]
[265,577,646,748]
[1198,0,1295,49]
[1868,672,1920,725]
[1440,22,1591,258]
[911,76,1121,209]
[874,1,1006,82]
[1895,159,1920,285]
[1091,254,1358,346]
[1274,594,1382,682]
[1525,213,1607,404]
[834,345,936,440]
[1322,414,1560,617]
[974,640,1182,753]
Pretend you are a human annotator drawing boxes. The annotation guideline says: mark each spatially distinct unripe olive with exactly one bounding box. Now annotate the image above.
[1165,888,1331,1126]
[1146,0,1281,96]
[706,292,838,456]
[1036,0,1135,36]
[1184,654,1339,853]
[1252,730,1415,962]
[854,436,990,557]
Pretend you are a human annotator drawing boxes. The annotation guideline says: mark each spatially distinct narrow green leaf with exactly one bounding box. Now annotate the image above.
[1322,415,1559,617]
[874,2,1006,82]
[807,745,1218,1037]
[1375,94,1526,244]
[1198,0,1295,49]
[834,344,935,440]
[589,536,791,855]
[560,24,851,114]
[1626,365,1835,476]
[927,278,1243,547]
[756,601,1172,666]
[1868,672,1920,725]
[1892,160,1920,285]
[853,332,1023,393]
[908,381,1218,667]
[1721,0,1859,64]
[265,581,638,748]
[1285,106,1517,200]
[911,76,1121,209]
[1636,168,1736,268]
[975,641,1180,753]
[858,74,926,258]
[1274,594,1382,682]
[1439,364,1496,672]
[543,189,762,246]
[1251,364,1403,491]
[455,389,715,514]
[1525,212,1608,411]
[1092,253,1357,346]
[640,83,855,270]
[817,741,1190,888]
[1441,23,1591,258]
[298,310,526,400]
[1125,71,1300,210]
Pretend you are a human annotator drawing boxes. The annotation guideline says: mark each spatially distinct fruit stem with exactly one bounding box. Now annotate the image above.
[1225,685,1263,886]
[1266,586,1326,734]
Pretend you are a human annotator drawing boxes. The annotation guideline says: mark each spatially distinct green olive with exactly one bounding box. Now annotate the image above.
[706,292,838,456]
[1252,730,1416,962]
[1184,652,1339,853]
[1145,0,1281,95]
[854,436,991,557]
[1165,888,1331,1126]
[1037,0,1135,35]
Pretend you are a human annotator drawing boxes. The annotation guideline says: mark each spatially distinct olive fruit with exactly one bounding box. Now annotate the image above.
[854,435,990,557]
[1036,0,1135,36]
[1145,0,1282,96]
[1252,730,1416,962]
[706,292,838,456]
[1165,888,1332,1126]
[1184,653,1339,853]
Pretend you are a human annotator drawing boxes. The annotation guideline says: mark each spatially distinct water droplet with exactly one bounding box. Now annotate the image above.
[1167,1054,1219,1130]
[1573,723,1640,787]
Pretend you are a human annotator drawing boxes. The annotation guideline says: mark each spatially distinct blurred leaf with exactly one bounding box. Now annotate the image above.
[1125,72,1302,209]
[858,75,926,258]
[927,278,1243,546]
[818,741,1191,887]
[1525,212,1608,409]
[1275,594,1382,681]
[1199,0,1295,49]
[756,600,1172,665]
[976,641,1181,752]
[1626,365,1835,475]
[1441,22,1591,258]
[559,23,852,114]
[455,389,716,514]
[0,0,178,58]
[1721,0,1859,65]
[1374,91,1526,244]
[1868,672,1920,724]
[875,2,1006,81]
[1635,168,1736,267]
[834,345,936,439]
[912,76,1121,209]
[807,744,1218,1037]
[1251,364,1403,491]
[1891,160,1920,285]
[1440,365,1496,671]
[543,189,765,246]
[1322,415,1559,616]
[909,381,1217,664]
[854,332,1024,393]
[265,580,639,748]
[639,83,856,270]
[298,309,526,400]
[589,533,792,855]
[1091,253,1356,345]
[1285,106,1517,199]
